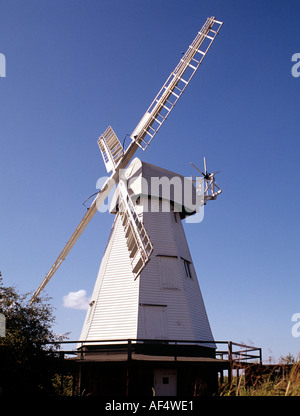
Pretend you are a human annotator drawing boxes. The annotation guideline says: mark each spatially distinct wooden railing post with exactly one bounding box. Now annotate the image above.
[228,341,233,385]
[259,347,262,365]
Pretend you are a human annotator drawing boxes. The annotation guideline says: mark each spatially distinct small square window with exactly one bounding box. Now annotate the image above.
[162,377,169,384]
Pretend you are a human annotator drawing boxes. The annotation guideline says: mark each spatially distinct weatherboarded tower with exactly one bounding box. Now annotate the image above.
[79,158,215,346]
[75,158,224,396]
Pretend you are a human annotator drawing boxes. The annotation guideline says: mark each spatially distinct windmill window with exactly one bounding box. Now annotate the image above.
[182,259,192,279]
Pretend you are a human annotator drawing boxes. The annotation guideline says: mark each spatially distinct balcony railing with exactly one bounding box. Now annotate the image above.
[45,338,262,366]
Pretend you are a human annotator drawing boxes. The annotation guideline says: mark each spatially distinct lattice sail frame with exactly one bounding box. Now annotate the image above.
[98,126,123,173]
[130,17,223,150]
[118,180,153,278]
[31,17,223,303]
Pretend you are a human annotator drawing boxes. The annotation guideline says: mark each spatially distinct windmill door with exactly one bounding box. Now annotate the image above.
[142,305,168,339]
[154,369,177,396]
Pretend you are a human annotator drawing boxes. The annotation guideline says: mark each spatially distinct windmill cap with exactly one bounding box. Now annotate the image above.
[110,158,198,218]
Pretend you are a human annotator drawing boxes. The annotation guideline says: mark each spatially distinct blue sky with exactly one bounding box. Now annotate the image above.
[1,0,300,363]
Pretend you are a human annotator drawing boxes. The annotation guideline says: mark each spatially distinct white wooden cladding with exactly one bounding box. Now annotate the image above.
[80,215,139,342]
[80,198,214,347]
[138,205,215,346]
[158,256,180,289]
[142,305,168,340]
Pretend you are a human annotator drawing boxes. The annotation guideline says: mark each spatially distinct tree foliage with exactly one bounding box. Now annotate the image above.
[0,273,66,396]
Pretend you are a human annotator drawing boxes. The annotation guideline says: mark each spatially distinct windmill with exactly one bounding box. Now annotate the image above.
[31,17,223,396]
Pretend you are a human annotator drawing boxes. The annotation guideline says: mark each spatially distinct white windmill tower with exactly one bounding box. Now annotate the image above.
[31,17,223,396]
[79,154,221,345]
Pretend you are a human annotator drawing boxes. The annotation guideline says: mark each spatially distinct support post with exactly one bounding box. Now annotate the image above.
[259,348,262,365]
[228,341,233,385]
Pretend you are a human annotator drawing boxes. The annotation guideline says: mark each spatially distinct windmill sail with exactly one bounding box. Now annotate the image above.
[118,180,153,278]
[98,126,123,173]
[130,17,223,150]
[31,17,223,303]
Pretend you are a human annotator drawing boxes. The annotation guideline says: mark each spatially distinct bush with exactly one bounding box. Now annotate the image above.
[0,274,67,396]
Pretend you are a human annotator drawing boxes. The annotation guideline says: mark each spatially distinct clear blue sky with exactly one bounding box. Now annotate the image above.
[1,0,300,363]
